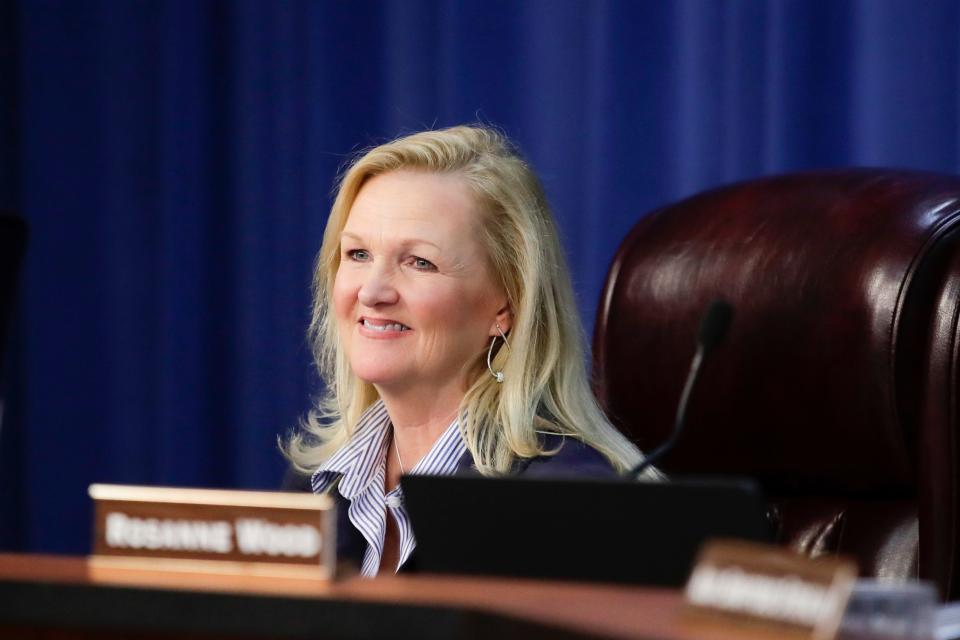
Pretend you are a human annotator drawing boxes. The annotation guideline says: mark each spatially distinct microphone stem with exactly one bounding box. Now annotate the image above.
[631,344,705,479]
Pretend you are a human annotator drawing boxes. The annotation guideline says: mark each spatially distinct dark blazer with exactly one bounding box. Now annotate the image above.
[317,434,618,573]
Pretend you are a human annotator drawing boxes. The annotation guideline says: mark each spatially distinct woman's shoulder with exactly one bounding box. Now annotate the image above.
[513,433,619,478]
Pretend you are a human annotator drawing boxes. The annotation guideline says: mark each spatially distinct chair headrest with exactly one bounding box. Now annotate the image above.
[593,170,960,491]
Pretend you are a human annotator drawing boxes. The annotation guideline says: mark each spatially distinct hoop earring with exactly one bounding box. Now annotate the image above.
[487,323,510,383]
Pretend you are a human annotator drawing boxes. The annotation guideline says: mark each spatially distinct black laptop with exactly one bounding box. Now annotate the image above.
[401,474,772,587]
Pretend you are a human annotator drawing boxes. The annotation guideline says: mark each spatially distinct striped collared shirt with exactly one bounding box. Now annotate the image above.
[310,400,467,577]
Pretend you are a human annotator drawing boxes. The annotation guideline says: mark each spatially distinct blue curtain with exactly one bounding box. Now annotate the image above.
[2,0,958,553]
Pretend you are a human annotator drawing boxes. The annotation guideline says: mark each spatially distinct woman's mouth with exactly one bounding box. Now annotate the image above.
[361,319,410,332]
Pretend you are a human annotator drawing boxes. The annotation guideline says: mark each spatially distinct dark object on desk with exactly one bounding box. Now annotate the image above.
[0,213,27,394]
[593,169,960,600]
[0,213,26,344]
[403,474,771,586]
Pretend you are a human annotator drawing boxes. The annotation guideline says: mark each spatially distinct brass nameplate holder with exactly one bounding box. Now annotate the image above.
[89,484,336,578]
[682,540,857,640]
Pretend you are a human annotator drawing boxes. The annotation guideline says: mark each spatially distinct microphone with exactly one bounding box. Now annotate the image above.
[628,299,733,479]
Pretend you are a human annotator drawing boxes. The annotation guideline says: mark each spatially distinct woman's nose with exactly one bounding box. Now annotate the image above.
[357,265,399,307]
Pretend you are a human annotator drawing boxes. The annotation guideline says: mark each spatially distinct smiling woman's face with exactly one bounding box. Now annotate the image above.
[332,170,509,394]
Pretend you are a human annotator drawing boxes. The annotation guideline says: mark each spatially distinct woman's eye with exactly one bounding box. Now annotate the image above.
[346,249,370,261]
[411,257,437,271]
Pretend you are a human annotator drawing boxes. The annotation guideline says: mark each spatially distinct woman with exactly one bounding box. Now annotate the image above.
[287,125,657,577]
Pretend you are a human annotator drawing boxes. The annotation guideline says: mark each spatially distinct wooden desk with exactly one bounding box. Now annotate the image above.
[0,553,750,640]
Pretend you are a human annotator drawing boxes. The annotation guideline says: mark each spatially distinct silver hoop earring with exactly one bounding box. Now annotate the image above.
[487,323,510,383]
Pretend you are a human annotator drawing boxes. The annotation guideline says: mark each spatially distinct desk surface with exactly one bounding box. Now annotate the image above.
[0,553,770,640]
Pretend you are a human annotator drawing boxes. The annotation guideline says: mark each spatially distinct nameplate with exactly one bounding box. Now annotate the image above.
[89,484,336,578]
[682,540,856,640]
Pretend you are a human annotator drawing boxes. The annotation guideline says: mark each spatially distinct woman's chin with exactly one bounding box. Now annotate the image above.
[351,365,410,388]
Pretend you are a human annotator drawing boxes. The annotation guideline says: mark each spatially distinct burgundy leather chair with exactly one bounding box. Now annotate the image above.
[593,170,960,600]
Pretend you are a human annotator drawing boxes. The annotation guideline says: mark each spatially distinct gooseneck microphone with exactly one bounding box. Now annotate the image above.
[628,299,733,480]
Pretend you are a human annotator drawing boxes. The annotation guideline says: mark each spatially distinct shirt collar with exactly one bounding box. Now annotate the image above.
[406,410,468,477]
[311,400,391,499]
[310,400,469,498]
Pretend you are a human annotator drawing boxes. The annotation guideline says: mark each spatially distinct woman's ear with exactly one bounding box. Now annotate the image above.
[490,303,512,336]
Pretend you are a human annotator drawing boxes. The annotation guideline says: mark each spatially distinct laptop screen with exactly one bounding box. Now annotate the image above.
[402,474,772,586]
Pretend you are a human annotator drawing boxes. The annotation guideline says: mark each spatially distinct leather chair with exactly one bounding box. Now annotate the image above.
[592,170,960,600]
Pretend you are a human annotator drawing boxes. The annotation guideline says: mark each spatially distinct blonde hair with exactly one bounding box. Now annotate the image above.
[286,125,655,477]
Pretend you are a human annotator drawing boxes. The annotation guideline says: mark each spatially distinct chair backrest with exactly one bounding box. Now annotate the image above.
[593,170,960,600]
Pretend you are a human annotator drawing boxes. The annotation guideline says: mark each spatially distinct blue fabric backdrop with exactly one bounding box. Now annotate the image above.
[2,0,959,553]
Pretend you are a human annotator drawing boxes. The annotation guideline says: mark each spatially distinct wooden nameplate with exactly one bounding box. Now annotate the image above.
[89,484,336,579]
[682,539,857,640]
